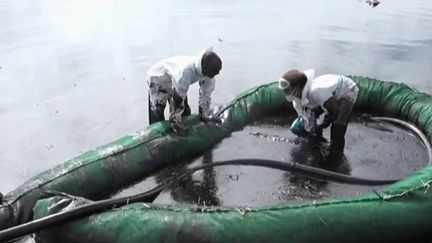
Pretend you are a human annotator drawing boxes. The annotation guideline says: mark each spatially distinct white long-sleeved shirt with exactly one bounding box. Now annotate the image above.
[302,74,358,110]
[289,70,358,131]
[146,48,216,116]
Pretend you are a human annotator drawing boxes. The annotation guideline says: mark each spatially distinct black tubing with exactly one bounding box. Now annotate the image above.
[187,159,398,185]
[2,116,429,242]
[371,117,432,165]
[0,158,398,242]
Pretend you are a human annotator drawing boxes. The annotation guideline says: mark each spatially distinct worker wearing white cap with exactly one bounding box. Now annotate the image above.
[279,69,359,162]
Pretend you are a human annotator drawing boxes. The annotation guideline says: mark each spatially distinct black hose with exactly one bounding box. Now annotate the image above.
[1,116,429,242]
[0,158,398,242]
[371,117,432,165]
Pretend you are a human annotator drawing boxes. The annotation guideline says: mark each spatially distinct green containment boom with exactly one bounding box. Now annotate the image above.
[1,76,432,242]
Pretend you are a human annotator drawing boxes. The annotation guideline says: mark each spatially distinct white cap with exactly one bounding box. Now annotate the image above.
[278,78,290,90]
[278,69,315,90]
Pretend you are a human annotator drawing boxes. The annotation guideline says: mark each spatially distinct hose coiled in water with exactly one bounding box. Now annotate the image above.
[0,116,431,242]
[0,158,399,242]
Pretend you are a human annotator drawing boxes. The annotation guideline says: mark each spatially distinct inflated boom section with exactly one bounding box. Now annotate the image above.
[33,77,432,243]
[0,83,287,231]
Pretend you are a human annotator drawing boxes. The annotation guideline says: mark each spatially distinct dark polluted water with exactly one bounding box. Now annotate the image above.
[16,112,432,242]
[1,0,432,195]
[115,113,428,206]
[1,0,431,242]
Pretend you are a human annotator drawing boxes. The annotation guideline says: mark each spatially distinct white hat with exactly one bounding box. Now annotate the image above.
[278,69,315,90]
[278,78,290,90]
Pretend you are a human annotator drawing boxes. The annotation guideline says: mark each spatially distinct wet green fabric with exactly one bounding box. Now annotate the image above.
[0,82,286,230]
[32,77,432,243]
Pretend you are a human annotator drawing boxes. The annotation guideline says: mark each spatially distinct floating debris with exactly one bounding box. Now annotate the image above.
[50,110,59,117]
[249,131,297,144]
[366,0,380,8]
[226,174,240,181]
[45,144,54,151]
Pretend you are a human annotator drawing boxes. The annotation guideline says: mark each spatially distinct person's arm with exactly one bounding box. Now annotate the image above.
[292,98,303,117]
[198,79,215,117]
[169,90,187,133]
[169,69,192,131]
[292,99,316,132]
[318,97,339,129]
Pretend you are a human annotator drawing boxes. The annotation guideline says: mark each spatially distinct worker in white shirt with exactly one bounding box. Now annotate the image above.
[146,47,222,133]
[279,69,359,162]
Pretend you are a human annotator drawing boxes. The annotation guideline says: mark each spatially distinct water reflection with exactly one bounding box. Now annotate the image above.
[0,0,432,201]
[0,1,431,243]
[280,135,352,200]
[117,112,426,206]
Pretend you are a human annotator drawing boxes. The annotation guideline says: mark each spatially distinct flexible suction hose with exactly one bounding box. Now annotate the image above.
[0,158,398,242]
[0,116,430,242]
[371,117,432,164]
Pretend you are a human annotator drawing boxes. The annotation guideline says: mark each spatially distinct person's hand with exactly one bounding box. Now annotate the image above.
[313,127,328,143]
[315,127,323,138]
[317,121,331,131]
[171,122,187,134]
[209,117,222,124]
[200,116,222,124]
[317,111,336,130]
